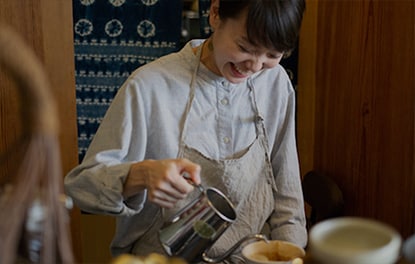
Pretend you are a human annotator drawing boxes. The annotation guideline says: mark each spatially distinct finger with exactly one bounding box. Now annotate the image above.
[148,189,178,205]
[177,159,202,185]
[169,174,195,194]
[151,181,187,200]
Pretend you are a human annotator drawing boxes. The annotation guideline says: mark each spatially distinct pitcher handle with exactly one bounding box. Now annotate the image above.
[201,233,269,263]
[182,172,204,193]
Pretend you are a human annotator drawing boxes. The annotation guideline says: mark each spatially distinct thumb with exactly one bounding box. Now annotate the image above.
[179,159,201,185]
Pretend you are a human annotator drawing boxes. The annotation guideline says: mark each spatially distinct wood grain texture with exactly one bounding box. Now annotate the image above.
[297,0,319,177]
[298,0,415,238]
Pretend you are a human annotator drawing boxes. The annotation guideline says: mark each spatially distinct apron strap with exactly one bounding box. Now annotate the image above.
[248,78,278,193]
[177,44,203,158]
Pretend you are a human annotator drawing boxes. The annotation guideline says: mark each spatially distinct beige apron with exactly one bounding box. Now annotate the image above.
[132,44,277,259]
[174,45,278,257]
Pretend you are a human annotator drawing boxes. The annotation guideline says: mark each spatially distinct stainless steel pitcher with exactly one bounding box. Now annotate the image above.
[158,184,267,263]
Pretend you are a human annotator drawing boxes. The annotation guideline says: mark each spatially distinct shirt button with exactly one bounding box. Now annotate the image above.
[223,137,230,144]
[220,98,229,105]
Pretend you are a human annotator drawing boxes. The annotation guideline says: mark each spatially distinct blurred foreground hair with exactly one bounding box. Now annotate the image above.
[0,25,74,264]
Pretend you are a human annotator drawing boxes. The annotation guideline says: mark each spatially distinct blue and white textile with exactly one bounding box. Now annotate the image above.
[73,0,182,161]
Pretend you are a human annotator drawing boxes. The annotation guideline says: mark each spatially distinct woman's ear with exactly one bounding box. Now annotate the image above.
[208,0,220,30]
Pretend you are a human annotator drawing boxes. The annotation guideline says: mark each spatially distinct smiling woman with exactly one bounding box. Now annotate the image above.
[65,0,307,262]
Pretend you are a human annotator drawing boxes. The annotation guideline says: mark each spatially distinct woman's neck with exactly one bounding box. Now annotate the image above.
[199,38,221,76]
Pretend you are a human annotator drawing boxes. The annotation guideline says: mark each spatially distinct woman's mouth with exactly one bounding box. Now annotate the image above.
[231,63,248,78]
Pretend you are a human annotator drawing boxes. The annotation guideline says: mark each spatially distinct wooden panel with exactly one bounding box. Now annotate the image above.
[297,0,319,176]
[81,214,116,263]
[0,2,38,160]
[312,0,415,238]
[0,1,82,261]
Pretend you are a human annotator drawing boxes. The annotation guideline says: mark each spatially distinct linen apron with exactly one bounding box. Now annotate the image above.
[132,43,278,260]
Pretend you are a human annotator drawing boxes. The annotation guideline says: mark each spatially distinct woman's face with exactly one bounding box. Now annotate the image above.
[206,2,284,84]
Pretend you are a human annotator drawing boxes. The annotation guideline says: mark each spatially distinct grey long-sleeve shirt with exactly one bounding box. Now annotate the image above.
[64,40,307,256]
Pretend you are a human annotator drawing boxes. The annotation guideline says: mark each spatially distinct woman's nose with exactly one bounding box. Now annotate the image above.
[250,55,266,72]
[247,57,264,72]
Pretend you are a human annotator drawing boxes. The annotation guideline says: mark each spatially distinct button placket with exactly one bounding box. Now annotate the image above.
[217,80,233,155]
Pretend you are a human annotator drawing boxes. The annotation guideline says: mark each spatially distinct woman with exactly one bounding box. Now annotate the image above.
[65,0,307,259]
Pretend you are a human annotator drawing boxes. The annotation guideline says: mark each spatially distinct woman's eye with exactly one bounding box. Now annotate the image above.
[267,53,282,59]
[238,45,250,53]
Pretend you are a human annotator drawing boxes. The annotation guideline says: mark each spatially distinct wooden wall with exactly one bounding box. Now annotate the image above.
[0,1,82,262]
[297,0,415,239]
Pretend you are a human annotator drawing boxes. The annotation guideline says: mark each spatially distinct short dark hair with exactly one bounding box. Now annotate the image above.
[218,0,306,53]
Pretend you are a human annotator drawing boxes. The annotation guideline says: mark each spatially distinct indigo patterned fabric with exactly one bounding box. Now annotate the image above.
[73,0,182,161]
[73,0,298,162]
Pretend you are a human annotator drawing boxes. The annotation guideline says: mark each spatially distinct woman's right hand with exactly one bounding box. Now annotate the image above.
[122,158,201,208]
